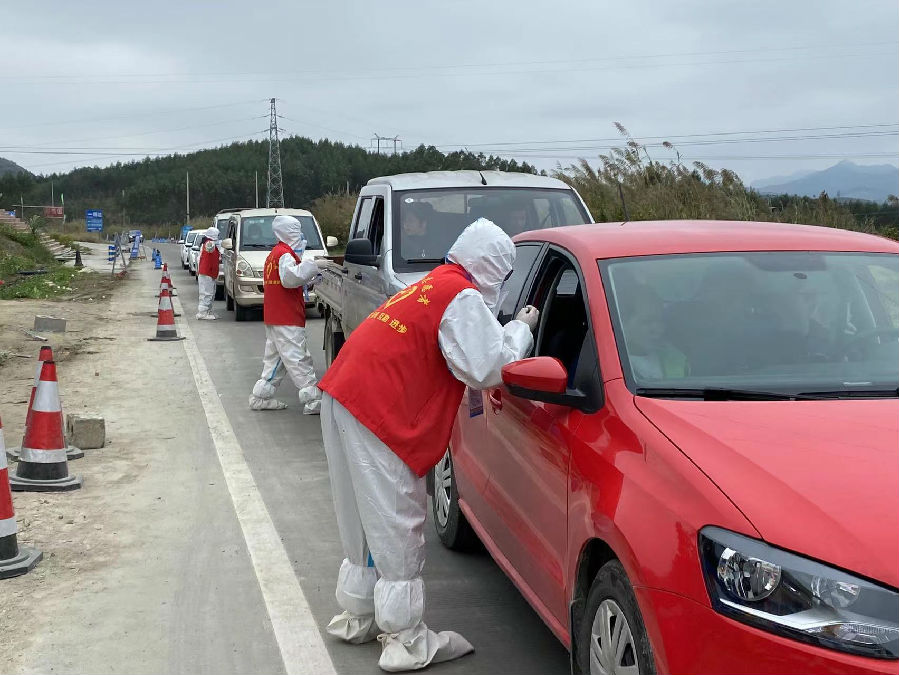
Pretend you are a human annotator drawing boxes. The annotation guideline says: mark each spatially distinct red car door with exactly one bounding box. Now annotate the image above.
[482,251,596,628]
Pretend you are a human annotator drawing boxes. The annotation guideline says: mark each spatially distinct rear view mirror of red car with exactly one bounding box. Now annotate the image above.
[502,357,568,394]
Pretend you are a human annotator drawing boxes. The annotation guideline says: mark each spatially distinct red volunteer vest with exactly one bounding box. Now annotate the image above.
[319,264,478,477]
[263,242,306,327]
[198,239,221,278]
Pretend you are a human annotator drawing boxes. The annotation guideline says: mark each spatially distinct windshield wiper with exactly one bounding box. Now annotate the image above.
[241,243,272,249]
[796,387,899,399]
[635,387,818,401]
[403,258,445,264]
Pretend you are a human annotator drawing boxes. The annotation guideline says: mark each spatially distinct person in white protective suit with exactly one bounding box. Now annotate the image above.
[196,226,221,320]
[248,215,324,414]
[317,219,539,672]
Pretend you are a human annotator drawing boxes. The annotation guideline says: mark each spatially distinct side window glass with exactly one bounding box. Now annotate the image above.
[369,198,385,255]
[496,243,542,325]
[531,257,590,379]
[354,198,374,240]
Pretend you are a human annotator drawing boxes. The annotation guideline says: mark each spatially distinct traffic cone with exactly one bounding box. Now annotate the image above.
[9,361,83,492]
[7,347,83,462]
[74,249,84,269]
[162,263,177,296]
[148,288,185,342]
[0,416,43,578]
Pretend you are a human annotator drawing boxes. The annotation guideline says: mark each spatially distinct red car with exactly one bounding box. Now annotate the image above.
[429,221,899,674]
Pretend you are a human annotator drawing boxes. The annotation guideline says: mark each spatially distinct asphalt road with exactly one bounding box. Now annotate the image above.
[163,245,570,675]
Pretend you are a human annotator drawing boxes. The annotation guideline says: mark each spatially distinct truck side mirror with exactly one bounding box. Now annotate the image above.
[344,238,378,266]
[326,236,339,248]
[222,238,233,250]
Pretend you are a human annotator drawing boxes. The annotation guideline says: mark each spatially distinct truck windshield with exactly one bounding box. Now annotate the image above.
[239,215,323,250]
[392,187,589,272]
[601,251,899,395]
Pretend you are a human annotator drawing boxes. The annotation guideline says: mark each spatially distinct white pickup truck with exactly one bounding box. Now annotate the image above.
[315,170,593,364]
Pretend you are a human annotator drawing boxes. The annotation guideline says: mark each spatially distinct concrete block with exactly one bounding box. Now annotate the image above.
[66,413,105,450]
[34,315,67,333]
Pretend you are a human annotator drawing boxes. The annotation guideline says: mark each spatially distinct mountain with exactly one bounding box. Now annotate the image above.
[752,168,816,189]
[0,157,30,177]
[753,161,898,202]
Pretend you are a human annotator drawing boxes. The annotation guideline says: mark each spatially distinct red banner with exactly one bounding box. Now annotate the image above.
[43,206,64,218]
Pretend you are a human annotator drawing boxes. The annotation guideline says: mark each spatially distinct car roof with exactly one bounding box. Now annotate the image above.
[215,207,249,215]
[367,170,571,191]
[515,220,899,259]
[232,208,314,218]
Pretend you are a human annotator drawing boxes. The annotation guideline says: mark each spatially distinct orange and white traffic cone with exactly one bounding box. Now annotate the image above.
[0,415,43,578]
[9,361,82,492]
[7,346,83,462]
[148,288,185,342]
[163,263,177,296]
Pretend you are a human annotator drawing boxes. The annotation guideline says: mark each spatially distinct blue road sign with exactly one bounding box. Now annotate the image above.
[86,209,104,232]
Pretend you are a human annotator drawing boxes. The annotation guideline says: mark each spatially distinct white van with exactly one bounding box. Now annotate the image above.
[221,208,337,321]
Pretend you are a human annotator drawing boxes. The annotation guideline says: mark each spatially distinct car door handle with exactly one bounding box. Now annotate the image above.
[354,273,363,281]
[488,389,502,412]
[341,268,349,274]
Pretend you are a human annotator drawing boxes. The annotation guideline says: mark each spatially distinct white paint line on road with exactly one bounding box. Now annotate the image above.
[172,294,337,675]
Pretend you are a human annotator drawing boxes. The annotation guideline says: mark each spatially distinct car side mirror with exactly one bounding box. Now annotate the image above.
[222,238,233,250]
[326,236,339,248]
[502,357,567,396]
[344,238,378,266]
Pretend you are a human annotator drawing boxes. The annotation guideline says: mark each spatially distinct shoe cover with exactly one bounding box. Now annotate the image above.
[377,623,474,672]
[326,610,380,644]
[303,399,321,415]
[248,395,288,410]
[298,385,322,405]
[195,312,205,320]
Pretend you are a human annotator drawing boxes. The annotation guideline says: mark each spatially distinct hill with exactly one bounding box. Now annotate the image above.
[0,137,537,226]
[0,156,29,177]
[753,161,898,202]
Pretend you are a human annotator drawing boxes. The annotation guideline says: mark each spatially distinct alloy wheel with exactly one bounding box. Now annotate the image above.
[590,599,639,675]
[433,451,453,529]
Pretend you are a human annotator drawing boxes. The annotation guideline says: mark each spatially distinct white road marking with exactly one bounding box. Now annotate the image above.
[173,294,337,675]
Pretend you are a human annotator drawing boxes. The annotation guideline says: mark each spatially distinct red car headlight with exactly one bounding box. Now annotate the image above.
[700,527,898,660]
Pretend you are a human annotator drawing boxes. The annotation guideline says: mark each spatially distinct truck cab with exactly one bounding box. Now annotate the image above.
[221,207,336,321]
[317,170,593,363]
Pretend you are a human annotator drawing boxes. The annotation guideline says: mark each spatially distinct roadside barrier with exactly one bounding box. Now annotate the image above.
[7,346,83,463]
[107,244,116,263]
[148,288,185,342]
[9,360,83,492]
[0,416,43,578]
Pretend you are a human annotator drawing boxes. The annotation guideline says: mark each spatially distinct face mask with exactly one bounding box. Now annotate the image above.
[293,235,307,257]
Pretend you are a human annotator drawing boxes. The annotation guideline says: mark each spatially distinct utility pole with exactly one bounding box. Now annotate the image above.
[267,98,284,208]
[255,171,259,208]
[391,136,401,155]
[186,171,190,228]
[51,181,54,206]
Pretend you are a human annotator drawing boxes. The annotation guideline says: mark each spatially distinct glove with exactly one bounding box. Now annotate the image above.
[515,305,539,332]
[314,258,332,270]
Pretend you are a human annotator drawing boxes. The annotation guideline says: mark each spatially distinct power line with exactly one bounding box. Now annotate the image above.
[3,40,894,82]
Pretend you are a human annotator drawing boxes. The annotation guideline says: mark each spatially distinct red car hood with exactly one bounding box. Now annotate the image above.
[635,397,899,587]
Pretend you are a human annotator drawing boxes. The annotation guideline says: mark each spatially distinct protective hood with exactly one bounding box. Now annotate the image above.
[272,215,305,251]
[447,218,515,309]
[203,226,219,241]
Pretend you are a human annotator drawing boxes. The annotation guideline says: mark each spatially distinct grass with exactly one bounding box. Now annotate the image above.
[0,222,89,299]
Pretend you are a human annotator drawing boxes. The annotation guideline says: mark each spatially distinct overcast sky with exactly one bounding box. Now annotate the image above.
[1,0,896,184]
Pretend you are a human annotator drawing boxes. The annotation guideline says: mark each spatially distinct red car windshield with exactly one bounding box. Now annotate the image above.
[601,251,899,395]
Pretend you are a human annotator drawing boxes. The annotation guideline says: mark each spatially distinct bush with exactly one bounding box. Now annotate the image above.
[309,192,358,246]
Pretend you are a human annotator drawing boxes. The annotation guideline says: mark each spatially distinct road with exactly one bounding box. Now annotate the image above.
[163,245,569,675]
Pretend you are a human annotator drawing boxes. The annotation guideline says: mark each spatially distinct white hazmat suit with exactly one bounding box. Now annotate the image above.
[322,219,538,671]
[249,215,323,414]
[196,226,220,320]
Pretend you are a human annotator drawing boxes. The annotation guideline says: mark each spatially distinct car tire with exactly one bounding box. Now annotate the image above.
[430,449,479,552]
[225,291,234,311]
[576,561,655,675]
[234,302,249,322]
[323,314,344,367]
[214,285,224,301]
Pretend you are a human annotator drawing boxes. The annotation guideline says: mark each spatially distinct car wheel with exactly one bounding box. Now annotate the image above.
[234,302,249,322]
[577,561,655,675]
[323,314,344,367]
[225,290,234,311]
[430,449,479,551]
[214,285,225,301]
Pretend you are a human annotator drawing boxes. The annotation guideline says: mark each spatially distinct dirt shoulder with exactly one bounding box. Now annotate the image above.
[0,260,271,674]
